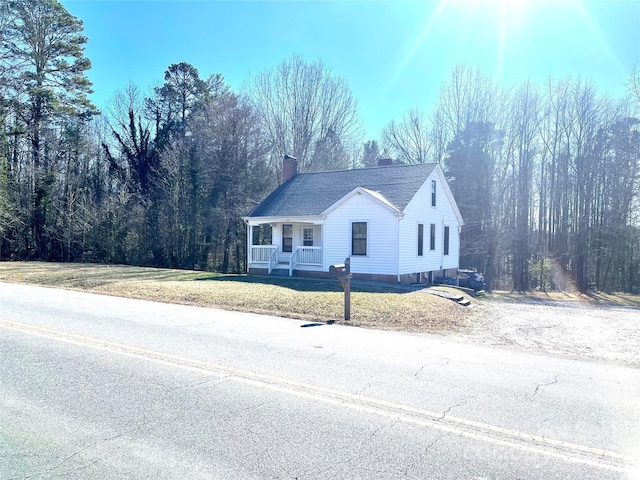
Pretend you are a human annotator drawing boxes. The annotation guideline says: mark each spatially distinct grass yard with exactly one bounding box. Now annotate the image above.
[0,261,475,334]
[482,289,640,308]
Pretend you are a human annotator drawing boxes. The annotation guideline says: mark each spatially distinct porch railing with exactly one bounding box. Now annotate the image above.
[251,245,321,276]
[289,246,322,276]
[250,245,278,263]
[268,247,279,275]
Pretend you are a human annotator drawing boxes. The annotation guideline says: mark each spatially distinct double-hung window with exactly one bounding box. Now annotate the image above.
[430,224,436,250]
[303,228,314,246]
[431,180,436,207]
[352,222,367,256]
[417,224,424,256]
[444,226,450,255]
[282,224,293,253]
[252,224,272,245]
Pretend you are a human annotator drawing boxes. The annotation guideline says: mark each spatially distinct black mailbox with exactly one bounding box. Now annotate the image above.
[330,264,348,277]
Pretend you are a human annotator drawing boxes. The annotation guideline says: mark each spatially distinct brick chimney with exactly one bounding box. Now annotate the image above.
[283,155,298,182]
[378,158,393,167]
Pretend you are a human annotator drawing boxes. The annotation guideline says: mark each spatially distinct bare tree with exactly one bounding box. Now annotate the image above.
[627,64,640,104]
[380,108,432,163]
[507,81,540,292]
[436,64,505,289]
[244,53,361,177]
[435,64,501,140]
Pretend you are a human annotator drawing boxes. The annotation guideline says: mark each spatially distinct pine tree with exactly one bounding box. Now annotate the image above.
[2,0,96,259]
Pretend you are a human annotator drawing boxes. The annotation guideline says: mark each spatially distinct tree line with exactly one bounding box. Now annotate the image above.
[1,0,638,293]
[384,66,640,294]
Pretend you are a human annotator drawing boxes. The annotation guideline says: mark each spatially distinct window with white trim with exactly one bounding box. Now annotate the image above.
[282,224,293,253]
[352,222,367,256]
[431,180,437,207]
[430,223,436,250]
[444,226,450,255]
[303,228,313,246]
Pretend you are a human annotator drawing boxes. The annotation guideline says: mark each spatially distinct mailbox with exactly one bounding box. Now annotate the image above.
[330,264,348,278]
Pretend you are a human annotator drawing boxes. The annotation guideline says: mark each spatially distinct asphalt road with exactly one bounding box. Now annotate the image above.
[1,282,638,479]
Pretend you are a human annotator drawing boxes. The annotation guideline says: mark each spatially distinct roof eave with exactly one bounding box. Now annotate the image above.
[434,165,465,226]
[243,215,326,225]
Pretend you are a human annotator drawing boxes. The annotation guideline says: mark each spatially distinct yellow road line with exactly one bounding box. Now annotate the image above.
[1,318,637,472]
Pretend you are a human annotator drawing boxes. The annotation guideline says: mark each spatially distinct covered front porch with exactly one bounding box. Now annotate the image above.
[246,221,324,277]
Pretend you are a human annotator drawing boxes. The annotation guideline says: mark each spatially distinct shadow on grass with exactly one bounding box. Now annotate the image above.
[485,290,640,309]
[586,291,640,308]
[194,274,413,294]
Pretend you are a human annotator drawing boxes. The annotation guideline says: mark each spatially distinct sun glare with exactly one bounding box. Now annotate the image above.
[468,0,623,85]
[406,0,527,81]
[494,0,529,83]
[397,0,450,74]
[377,0,451,102]
[378,0,627,110]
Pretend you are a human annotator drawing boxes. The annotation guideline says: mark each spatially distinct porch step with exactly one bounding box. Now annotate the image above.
[427,288,472,307]
[427,289,464,302]
[269,268,290,277]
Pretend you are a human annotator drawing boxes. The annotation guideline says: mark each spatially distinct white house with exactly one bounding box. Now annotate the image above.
[243,156,464,284]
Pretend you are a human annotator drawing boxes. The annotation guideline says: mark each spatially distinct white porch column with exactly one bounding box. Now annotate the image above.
[246,223,252,269]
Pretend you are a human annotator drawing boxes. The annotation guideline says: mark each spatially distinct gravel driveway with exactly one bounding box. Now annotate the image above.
[461,299,640,368]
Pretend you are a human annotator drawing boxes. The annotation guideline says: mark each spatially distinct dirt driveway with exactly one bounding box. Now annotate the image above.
[461,298,640,368]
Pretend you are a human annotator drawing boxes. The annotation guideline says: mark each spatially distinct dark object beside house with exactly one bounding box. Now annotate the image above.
[458,269,486,292]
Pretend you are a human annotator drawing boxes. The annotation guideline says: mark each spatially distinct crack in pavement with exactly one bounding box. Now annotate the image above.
[242,425,290,478]
[244,400,273,412]
[355,383,373,395]
[8,424,144,480]
[540,410,560,428]
[311,420,397,478]
[32,387,190,478]
[368,422,393,441]
[533,375,559,396]
[166,375,228,394]
[438,400,467,420]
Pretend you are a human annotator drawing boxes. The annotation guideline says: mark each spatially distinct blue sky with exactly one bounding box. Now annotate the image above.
[60,0,640,139]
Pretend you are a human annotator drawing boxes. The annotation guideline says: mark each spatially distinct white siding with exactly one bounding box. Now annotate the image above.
[323,192,399,275]
[398,169,461,275]
[272,224,283,250]
[270,223,323,264]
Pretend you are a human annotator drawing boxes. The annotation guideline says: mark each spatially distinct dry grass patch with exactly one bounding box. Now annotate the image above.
[484,290,640,308]
[0,261,474,334]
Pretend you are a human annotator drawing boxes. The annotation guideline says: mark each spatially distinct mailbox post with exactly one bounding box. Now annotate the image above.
[329,257,352,321]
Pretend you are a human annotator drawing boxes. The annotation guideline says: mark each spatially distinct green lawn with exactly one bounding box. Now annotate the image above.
[0,262,475,334]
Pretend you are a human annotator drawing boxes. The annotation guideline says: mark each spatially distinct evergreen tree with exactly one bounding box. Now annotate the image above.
[2,0,96,259]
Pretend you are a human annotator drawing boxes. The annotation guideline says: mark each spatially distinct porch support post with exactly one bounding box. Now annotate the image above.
[247,223,252,271]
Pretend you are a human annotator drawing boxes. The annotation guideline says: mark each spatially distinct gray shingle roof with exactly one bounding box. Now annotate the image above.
[248,163,438,217]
